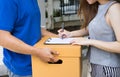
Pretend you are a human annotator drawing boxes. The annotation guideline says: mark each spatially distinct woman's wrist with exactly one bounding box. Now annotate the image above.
[88,39,95,46]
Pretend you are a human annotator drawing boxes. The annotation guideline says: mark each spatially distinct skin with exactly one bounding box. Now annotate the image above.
[87,0,97,4]
[0,28,59,63]
[58,0,120,53]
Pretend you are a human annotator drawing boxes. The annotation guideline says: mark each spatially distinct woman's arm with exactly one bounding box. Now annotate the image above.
[58,27,89,38]
[90,40,120,53]
[70,28,89,37]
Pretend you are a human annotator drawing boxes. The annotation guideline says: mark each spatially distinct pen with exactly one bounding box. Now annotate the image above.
[61,22,64,31]
[61,23,65,39]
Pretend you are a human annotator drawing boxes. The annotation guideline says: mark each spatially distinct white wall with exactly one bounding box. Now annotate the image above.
[37,0,46,28]
[53,0,61,10]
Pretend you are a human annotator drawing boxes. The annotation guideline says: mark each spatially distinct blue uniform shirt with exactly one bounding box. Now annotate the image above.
[0,0,41,76]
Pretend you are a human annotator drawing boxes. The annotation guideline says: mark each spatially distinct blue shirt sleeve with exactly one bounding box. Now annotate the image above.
[0,0,17,32]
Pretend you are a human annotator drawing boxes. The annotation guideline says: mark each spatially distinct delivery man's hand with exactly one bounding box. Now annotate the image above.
[35,48,59,63]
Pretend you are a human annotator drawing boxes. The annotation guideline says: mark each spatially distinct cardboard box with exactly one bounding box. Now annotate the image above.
[32,36,81,77]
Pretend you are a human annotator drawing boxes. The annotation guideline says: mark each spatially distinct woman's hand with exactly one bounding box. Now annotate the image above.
[58,29,71,38]
[70,37,91,46]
